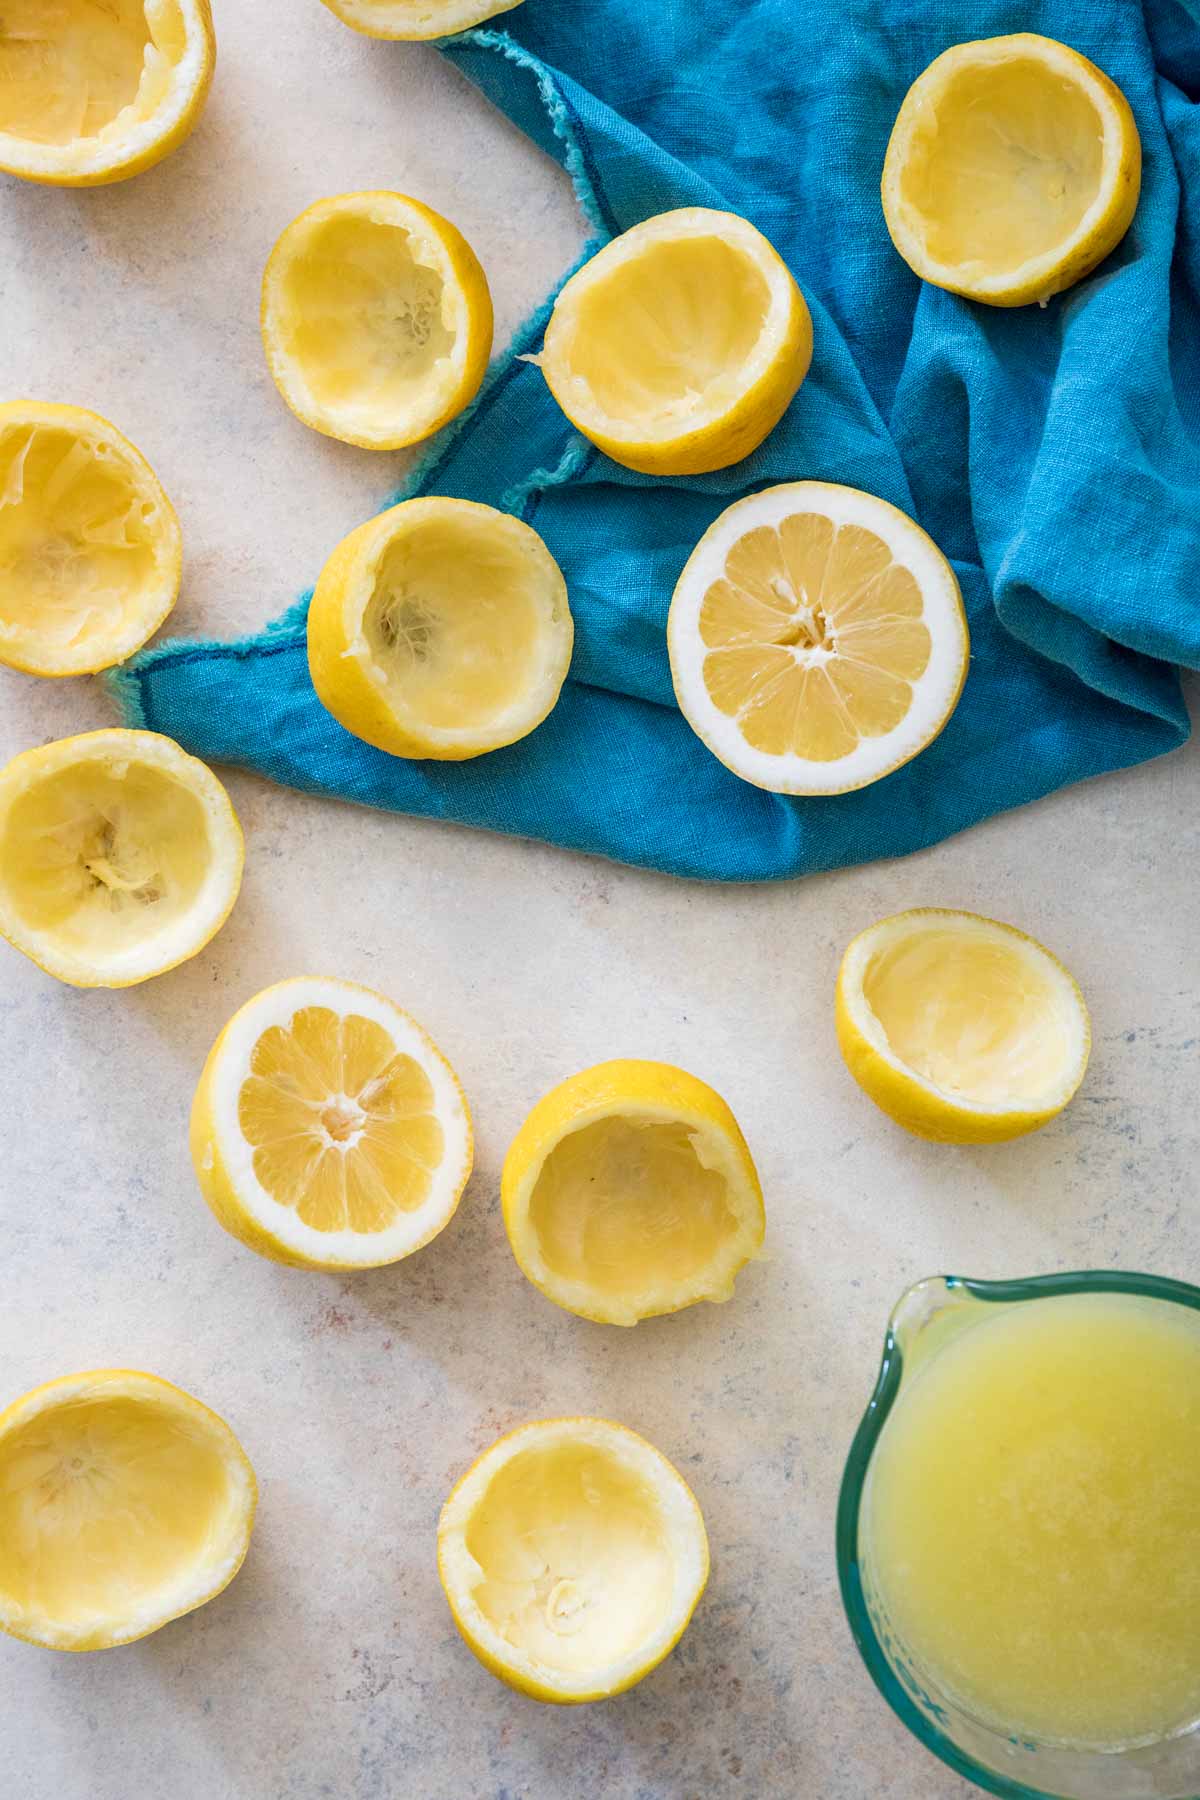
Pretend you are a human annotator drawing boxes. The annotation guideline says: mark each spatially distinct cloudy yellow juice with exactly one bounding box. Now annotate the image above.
[865,1292,1200,1747]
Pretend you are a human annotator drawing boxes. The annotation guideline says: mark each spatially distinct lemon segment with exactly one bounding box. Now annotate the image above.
[307,497,573,761]
[0,402,181,677]
[0,1370,255,1652]
[502,1060,764,1326]
[261,192,494,451]
[319,0,522,37]
[882,35,1141,307]
[438,1417,708,1703]
[0,729,243,989]
[0,0,216,187]
[836,908,1091,1143]
[191,976,473,1270]
[668,481,968,795]
[537,208,812,475]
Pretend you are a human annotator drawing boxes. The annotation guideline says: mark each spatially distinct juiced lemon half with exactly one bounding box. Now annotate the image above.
[0,1370,255,1652]
[668,481,968,795]
[438,1417,709,1703]
[307,497,573,760]
[320,0,522,37]
[0,401,181,677]
[502,1060,764,1326]
[0,729,243,988]
[882,35,1141,307]
[261,192,493,450]
[190,976,473,1270]
[0,0,216,188]
[537,208,812,475]
[836,909,1091,1143]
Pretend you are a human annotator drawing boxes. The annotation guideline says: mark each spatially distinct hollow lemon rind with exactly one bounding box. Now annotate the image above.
[835,907,1092,1144]
[667,480,969,797]
[882,34,1142,308]
[0,401,182,677]
[306,497,574,761]
[539,208,813,476]
[501,1059,766,1327]
[437,1416,709,1704]
[0,729,244,989]
[190,975,475,1271]
[319,0,523,38]
[0,0,216,189]
[0,1369,256,1653]
[260,191,494,451]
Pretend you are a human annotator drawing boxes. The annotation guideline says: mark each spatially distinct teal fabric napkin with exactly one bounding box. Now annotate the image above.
[109,0,1200,881]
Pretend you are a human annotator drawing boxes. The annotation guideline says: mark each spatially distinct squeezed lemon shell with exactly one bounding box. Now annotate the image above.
[319,0,523,37]
[437,1416,709,1703]
[0,1368,256,1653]
[882,34,1142,307]
[835,908,1092,1143]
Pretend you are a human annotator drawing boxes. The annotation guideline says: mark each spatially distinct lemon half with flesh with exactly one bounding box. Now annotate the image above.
[191,976,474,1270]
[0,1370,255,1652]
[836,909,1091,1143]
[0,401,182,677]
[0,0,216,188]
[668,481,968,795]
[0,729,243,989]
[320,0,522,37]
[261,192,494,451]
[882,34,1141,307]
[308,497,573,761]
[438,1417,708,1703]
[537,208,812,475]
[502,1060,765,1326]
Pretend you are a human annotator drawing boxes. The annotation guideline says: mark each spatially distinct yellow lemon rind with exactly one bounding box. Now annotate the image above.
[501,1058,765,1326]
[0,1,216,189]
[190,975,474,1270]
[319,0,523,38]
[0,729,244,990]
[437,1416,709,1703]
[0,1369,255,1653]
[0,401,182,678]
[539,208,813,476]
[260,191,494,451]
[882,34,1142,308]
[306,497,573,761]
[667,480,969,796]
[835,907,1092,1144]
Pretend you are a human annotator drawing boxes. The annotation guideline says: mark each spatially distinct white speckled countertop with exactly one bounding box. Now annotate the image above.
[1,7,1198,1798]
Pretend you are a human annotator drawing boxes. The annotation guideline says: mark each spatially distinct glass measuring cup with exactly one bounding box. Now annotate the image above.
[837,1270,1200,1800]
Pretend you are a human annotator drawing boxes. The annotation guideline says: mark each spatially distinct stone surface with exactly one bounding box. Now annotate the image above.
[0,6,1197,1798]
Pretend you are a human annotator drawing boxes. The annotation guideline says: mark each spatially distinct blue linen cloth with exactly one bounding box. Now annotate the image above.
[108,0,1200,881]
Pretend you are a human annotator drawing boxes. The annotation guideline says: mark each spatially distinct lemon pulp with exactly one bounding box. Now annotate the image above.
[279,213,455,437]
[699,513,932,761]
[860,919,1077,1106]
[866,1294,1200,1746]
[0,411,176,674]
[237,1004,445,1234]
[0,1,174,146]
[466,1439,674,1673]
[527,1118,740,1304]
[897,55,1104,273]
[2,757,210,964]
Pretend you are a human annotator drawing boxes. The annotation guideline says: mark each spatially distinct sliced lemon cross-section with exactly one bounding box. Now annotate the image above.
[261,192,493,451]
[438,1417,709,1703]
[502,1060,765,1326]
[882,34,1141,307]
[537,208,812,475]
[668,481,968,795]
[307,497,573,761]
[191,977,474,1270]
[0,401,182,677]
[0,1369,255,1653]
[320,0,523,37]
[836,909,1091,1143]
